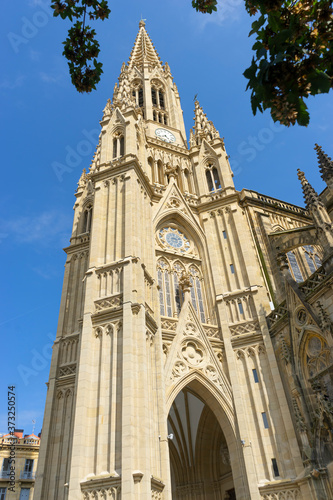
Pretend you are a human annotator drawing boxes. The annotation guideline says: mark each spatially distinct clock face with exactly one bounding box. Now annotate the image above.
[158,227,190,253]
[155,128,176,143]
[165,232,183,248]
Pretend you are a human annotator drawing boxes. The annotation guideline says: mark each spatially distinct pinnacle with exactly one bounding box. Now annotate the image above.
[190,99,219,146]
[127,22,163,70]
[314,143,333,182]
[297,169,321,208]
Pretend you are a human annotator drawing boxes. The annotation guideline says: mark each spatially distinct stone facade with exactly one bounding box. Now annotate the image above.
[34,21,333,500]
[0,430,40,500]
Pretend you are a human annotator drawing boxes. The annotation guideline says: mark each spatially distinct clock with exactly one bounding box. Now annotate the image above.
[155,128,176,143]
[165,232,183,248]
[158,227,190,253]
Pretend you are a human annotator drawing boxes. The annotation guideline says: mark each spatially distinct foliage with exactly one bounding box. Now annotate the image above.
[192,0,218,13]
[243,0,333,126]
[51,0,110,92]
[52,0,333,126]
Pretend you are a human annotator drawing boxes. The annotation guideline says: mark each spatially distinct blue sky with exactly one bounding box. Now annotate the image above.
[1,0,332,434]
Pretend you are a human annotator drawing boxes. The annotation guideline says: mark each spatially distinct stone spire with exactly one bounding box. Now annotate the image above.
[314,144,333,184]
[127,20,163,71]
[297,169,322,209]
[297,169,333,271]
[190,99,220,147]
[112,62,136,110]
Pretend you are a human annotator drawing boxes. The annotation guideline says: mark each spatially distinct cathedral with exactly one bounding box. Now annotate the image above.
[34,21,333,500]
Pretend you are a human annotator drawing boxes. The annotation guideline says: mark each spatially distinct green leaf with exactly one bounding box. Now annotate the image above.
[243,58,257,80]
[249,14,265,36]
[307,70,332,95]
[296,99,309,127]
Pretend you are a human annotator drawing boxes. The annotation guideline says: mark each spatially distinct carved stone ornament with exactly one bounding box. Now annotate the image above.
[103,98,112,118]
[181,341,204,367]
[179,271,192,293]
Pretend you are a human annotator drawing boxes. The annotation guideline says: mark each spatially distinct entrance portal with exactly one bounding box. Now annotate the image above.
[168,387,235,499]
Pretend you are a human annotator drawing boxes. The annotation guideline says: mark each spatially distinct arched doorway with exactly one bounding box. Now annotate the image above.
[168,386,236,499]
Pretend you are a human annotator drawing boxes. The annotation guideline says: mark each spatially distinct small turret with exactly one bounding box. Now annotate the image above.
[314,144,333,185]
[190,100,220,147]
[297,169,333,272]
[297,169,322,210]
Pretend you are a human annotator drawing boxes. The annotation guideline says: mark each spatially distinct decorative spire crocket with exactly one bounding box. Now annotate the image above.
[314,144,333,185]
[190,100,220,147]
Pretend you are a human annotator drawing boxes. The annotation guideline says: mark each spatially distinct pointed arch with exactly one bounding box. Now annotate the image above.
[299,326,332,380]
[166,371,235,436]
[165,371,247,498]
[155,212,206,260]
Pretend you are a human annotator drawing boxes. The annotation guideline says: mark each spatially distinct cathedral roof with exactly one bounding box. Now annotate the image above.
[314,143,333,182]
[127,20,163,70]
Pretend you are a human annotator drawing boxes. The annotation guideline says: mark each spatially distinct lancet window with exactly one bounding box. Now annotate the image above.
[112,134,125,159]
[188,266,206,323]
[287,246,322,283]
[132,86,144,108]
[82,205,92,233]
[151,82,167,124]
[205,164,221,192]
[303,245,322,274]
[157,258,206,322]
[287,251,303,282]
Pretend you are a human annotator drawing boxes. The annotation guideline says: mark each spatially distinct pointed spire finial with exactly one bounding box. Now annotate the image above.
[297,169,321,208]
[314,143,333,183]
[191,99,219,145]
[127,20,162,70]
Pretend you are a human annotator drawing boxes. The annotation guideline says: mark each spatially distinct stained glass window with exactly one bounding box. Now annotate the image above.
[287,251,303,282]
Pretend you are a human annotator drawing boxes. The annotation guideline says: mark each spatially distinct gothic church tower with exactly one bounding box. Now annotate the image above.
[35,22,333,500]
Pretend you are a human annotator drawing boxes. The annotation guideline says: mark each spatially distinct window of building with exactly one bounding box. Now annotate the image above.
[0,459,10,479]
[157,259,206,322]
[287,251,303,282]
[132,85,144,109]
[205,164,221,192]
[82,205,92,234]
[189,266,206,323]
[212,167,221,189]
[206,170,214,192]
[271,458,280,477]
[237,301,244,315]
[21,459,34,480]
[262,412,269,429]
[138,88,144,107]
[0,488,6,500]
[2,459,10,472]
[113,135,125,159]
[223,230,227,239]
[230,264,235,274]
[252,368,259,383]
[159,90,165,109]
[120,136,124,156]
[19,489,30,500]
[303,245,322,274]
[151,87,157,106]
